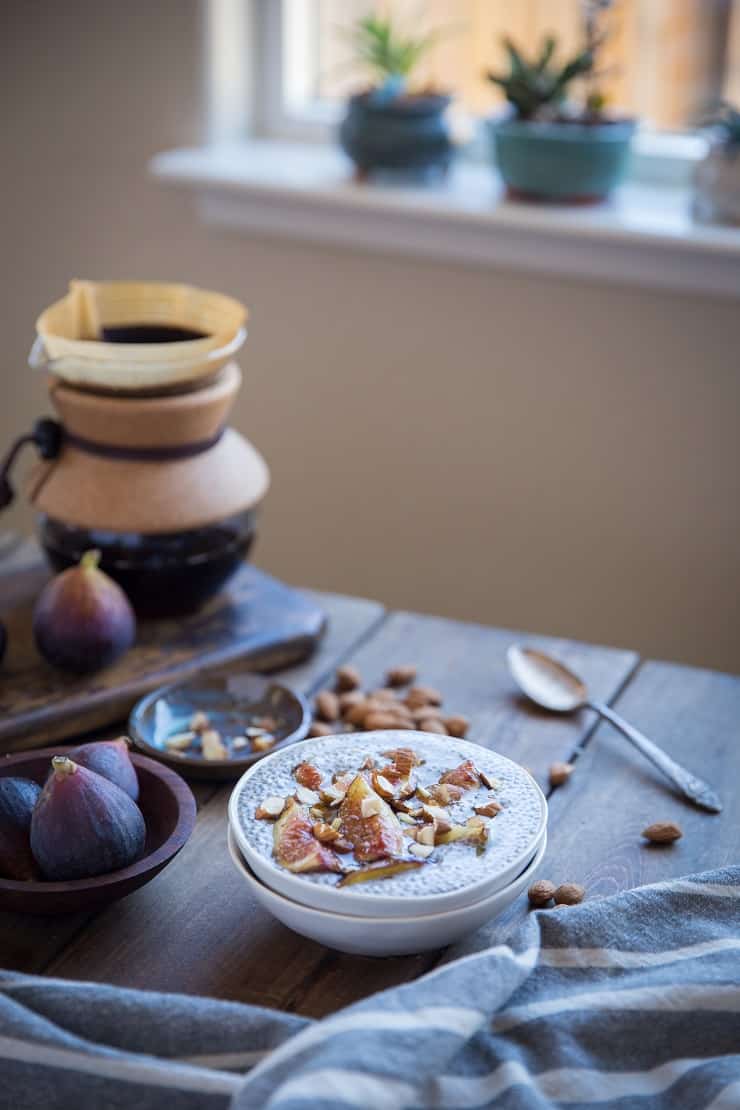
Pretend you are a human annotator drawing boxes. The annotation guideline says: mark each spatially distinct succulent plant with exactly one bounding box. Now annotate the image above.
[487,1,615,121]
[487,35,596,120]
[341,13,455,100]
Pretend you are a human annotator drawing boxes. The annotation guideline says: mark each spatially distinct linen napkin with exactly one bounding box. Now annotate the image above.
[1,865,738,1109]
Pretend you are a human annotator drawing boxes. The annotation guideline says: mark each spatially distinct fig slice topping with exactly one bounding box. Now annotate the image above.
[337,858,425,887]
[273,798,342,873]
[338,775,404,862]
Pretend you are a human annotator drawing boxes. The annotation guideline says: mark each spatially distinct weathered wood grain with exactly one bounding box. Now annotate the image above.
[440,657,740,962]
[0,563,328,752]
[42,609,637,1014]
[0,592,384,977]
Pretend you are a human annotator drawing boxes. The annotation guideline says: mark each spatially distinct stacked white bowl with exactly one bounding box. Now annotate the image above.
[227,731,547,957]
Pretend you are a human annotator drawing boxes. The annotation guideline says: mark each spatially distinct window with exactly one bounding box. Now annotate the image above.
[255,0,740,140]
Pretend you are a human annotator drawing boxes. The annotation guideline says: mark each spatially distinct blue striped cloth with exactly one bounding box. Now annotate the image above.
[1,866,738,1109]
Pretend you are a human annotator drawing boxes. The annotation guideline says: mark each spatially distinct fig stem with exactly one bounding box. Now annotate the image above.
[51,755,78,777]
[80,549,102,571]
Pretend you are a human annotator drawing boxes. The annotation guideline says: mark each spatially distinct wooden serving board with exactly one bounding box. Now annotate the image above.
[0,541,326,753]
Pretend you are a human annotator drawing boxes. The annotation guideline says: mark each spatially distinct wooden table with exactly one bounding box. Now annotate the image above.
[2,590,738,1019]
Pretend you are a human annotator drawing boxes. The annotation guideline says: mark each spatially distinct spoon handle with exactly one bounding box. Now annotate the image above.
[588,700,722,813]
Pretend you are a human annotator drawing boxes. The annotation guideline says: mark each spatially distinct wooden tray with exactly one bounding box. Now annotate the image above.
[0,544,325,753]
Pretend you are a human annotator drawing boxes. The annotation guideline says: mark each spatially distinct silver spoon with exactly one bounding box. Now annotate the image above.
[507,645,722,813]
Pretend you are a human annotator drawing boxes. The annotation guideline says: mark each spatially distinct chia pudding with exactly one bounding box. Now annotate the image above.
[230,731,547,915]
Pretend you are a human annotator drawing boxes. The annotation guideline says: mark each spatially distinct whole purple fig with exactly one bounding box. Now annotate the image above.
[33,550,135,673]
[67,737,139,801]
[31,756,146,880]
[0,777,41,881]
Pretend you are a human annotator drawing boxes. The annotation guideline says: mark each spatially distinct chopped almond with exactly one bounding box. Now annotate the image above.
[201,729,227,760]
[256,795,286,820]
[295,785,320,806]
[474,799,503,818]
[360,796,382,819]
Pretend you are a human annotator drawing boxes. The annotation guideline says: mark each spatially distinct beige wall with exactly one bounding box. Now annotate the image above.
[3,1,739,673]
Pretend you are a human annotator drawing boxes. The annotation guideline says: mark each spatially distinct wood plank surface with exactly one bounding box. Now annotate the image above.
[438,657,740,963]
[41,610,637,1013]
[0,592,384,977]
[0,561,328,752]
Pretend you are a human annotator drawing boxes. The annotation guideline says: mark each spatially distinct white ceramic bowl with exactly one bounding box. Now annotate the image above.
[227,826,547,956]
[228,731,547,919]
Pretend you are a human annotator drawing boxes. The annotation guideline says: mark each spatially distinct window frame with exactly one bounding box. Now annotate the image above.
[205,0,707,184]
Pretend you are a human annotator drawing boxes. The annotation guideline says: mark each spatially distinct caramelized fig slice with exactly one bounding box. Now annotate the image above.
[338,775,404,862]
[337,858,424,887]
[439,760,480,790]
[273,798,341,874]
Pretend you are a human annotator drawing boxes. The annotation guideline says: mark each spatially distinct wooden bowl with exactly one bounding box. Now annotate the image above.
[0,747,196,914]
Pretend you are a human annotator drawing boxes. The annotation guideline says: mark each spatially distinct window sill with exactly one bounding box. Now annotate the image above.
[151,140,740,298]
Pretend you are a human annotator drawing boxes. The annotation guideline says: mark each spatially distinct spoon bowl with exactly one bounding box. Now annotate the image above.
[507,646,587,713]
[506,643,721,813]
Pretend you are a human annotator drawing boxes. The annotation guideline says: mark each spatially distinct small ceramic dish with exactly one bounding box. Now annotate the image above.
[0,746,196,915]
[229,731,547,918]
[129,672,310,781]
[227,826,547,956]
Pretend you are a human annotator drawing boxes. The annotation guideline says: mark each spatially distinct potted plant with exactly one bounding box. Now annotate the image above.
[485,1,635,202]
[338,15,454,179]
[693,102,740,226]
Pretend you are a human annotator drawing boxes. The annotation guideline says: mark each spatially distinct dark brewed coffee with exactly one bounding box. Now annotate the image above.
[101,324,208,344]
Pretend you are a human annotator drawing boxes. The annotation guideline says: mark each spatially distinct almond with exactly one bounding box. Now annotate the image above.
[360,796,382,819]
[474,799,503,818]
[420,718,448,735]
[314,690,340,722]
[339,690,365,714]
[333,838,354,853]
[364,711,411,731]
[346,700,372,726]
[189,711,210,732]
[312,821,340,843]
[642,821,683,844]
[527,879,556,907]
[251,735,275,752]
[255,795,285,820]
[336,664,361,691]
[232,736,248,751]
[405,685,442,710]
[165,731,196,751]
[549,762,574,787]
[444,715,470,738]
[308,721,333,738]
[409,841,435,859]
[553,882,585,905]
[386,664,418,687]
[201,729,227,760]
[428,782,464,806]
[369,688,399,703]
[371,772,396,800]
[416,823,436,846]
[478,770,500,790]
[295,785,320,806]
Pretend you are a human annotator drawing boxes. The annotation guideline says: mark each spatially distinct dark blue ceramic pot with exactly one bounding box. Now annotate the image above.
[339,92,454,175]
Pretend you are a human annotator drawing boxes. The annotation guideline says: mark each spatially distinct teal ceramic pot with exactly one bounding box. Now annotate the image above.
[487,116,636,201]
[339,92,454,176]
